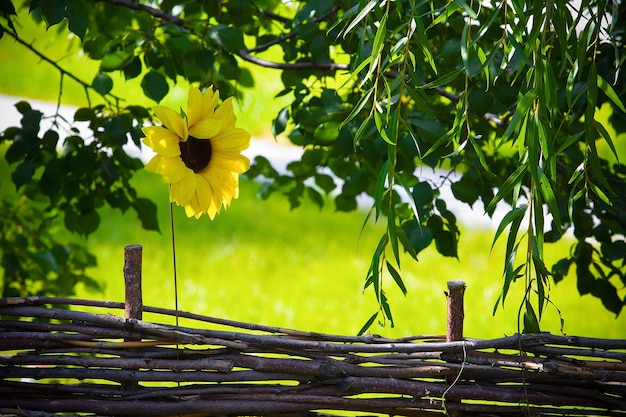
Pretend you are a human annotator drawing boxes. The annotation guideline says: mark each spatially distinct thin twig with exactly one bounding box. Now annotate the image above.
[97,0,184,25]
[0,24,121,106]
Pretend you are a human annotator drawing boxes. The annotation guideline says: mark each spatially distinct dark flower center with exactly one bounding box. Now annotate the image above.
[179,136,213,173]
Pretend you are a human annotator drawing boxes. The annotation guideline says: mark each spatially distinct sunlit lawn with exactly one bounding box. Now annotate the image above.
[2,10,625,340]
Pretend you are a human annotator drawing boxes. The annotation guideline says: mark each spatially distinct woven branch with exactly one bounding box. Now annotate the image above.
[1,296,625,417]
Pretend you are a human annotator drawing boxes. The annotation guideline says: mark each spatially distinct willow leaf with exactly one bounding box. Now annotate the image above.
[593,120,620,162]
[539,175,561,229]
[491,204,528,252]
[597,74,626,113]
[487,162,528,214]
[341,0,377,37]
[386,261,407,296]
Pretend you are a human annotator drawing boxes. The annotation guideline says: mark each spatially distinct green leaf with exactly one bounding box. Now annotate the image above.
[469,135,494,175]
[100,50,134,72]
[369,12,388,76]
[386,261,407,296]
[0,0,17,15]
[487,162,528,214]
[307,187,324,209]
[592,280,623,316]
[523,301,541,333]
[64,209,100,236]
[556,131,584,155]
[491,204,528,251]
[357,311,379,336]
[566,59,579,108]
[66,0,87,40]
[404,85,435,117]
[539,175,561,229]
[11,160,35,189]
[133,198,160,232]
[501,250,523,308]
[342,87,372,129]
[588,182,612,206]
[314,174,335,193]
[597,74,626,113]
[123,56,143,80]
[209,24,246,53]
[195,49,215,71]
[396,225,418,260]
[454,0,478,19]
[413,14,436,74]
[419,68,464,89]
[314,122,340,143]
[601,240,626,261]
[374,159,389,220]
[141,71,169,103]
[593,120,619,162]
[433,229,458,258]
[395,176,420,225]
[335,193,357,212]
[40,0,65,28]
[408,224,433,254]
[388,213,400,267]
[92,72,113,96]
[341,0,377,37]
[74,107,95,122]
[380,291,394,327]
[552,258,571,283]
[272,107,289,136]
[83,34,110,60]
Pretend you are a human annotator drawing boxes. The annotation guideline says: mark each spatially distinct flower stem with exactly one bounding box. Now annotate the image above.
[168,185,179,328]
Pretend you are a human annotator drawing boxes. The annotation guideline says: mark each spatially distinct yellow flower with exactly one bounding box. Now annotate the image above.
[141,85,251,219]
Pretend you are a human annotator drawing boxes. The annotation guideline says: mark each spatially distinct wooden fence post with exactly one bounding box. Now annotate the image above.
[123,244,143,391]
[446,280,466,343]
[444,280,466,416]
[123,244,143,321]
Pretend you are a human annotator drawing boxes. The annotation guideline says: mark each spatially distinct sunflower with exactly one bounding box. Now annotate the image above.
[141,85,251,219]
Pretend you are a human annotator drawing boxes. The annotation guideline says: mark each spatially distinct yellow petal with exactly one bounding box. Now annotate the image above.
[211,152,250,174]
[187,86,204,127]
[141,126,158,145]
[210,128,251,151]
[144,155,162,173]
[143,126,181,157]
[200,172,223,210]
[201,86,219,118]
[214,97,236,130]
[185,194,202,218]
[158,157,188,183]
[154,106,188,140]
[188,118,223,139]
[171,169,197,205]
[202,167,238,206]
[196,175,214,214]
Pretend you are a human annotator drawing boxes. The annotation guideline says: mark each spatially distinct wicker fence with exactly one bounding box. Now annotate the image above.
[1,245,625,416]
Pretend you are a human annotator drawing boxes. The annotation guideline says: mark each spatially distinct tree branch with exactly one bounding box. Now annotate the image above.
[99,0,347,72]
[0,24,122,106]
[237,49,350,71]
[97,0,184,25]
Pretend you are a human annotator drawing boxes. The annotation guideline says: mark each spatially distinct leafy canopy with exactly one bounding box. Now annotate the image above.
[1,0,625,333]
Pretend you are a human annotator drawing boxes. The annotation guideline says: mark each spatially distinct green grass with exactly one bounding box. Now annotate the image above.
[70,170,626,340]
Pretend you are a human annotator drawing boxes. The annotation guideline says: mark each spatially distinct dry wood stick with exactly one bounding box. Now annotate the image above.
[124,244,143,321]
